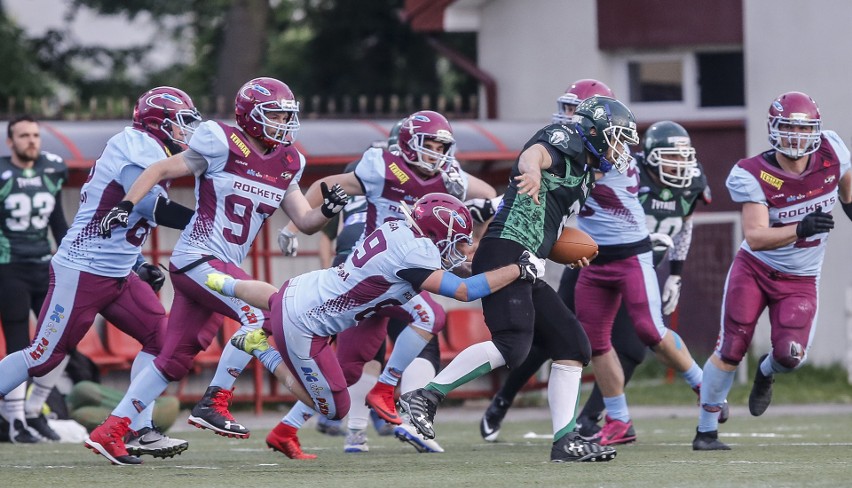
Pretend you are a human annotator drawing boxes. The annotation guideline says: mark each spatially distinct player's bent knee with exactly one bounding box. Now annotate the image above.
[156,356,193,382]
[773,340,805,370]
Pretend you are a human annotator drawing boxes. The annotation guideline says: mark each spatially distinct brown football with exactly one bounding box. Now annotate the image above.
[549,226,598,264]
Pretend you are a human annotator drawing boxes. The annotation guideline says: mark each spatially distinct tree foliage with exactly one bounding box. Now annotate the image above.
[2,0,478,111]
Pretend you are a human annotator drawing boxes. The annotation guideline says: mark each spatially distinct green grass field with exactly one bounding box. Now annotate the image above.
[2,407,851,488]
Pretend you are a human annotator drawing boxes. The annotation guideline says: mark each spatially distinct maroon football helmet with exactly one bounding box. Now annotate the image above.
[402,193,472,270]
[235,77,300,148]
[397,110,456,175]
[132,86,201,148]
[767,91,822,159]
[552,79,614,124]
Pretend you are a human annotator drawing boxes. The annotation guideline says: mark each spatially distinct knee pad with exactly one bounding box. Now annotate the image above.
[772,339,805,370]
[492,336,531,370]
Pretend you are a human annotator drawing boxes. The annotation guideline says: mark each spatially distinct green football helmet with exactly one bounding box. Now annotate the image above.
[574,96,639,173]
[642,121,698,188]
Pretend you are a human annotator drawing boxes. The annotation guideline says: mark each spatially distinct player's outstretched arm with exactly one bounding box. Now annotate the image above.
[419,251,544,301]
[205,273,278,311]
[515,144,552,205]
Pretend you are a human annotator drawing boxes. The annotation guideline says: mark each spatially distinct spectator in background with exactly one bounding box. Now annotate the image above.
[0,115,69,443]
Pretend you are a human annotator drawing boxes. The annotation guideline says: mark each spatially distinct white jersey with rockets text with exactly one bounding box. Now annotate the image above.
[578,158,648,245]
[281,220,440,337]
[354,147,469,237]
[726,130,851,275]
[53,128,168,277]
[173,121,304,264]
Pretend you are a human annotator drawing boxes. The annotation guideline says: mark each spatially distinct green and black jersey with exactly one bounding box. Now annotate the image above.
[486,123,594,258]
[0,152,68,264]
[636,154,710,235]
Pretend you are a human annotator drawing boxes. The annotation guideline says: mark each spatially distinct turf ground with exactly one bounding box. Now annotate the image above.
[1,404,850,488]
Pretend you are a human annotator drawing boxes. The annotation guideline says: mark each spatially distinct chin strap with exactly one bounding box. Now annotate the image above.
[575,124,613,173]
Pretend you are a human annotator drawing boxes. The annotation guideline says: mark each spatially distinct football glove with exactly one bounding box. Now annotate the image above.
[796,207,834,238]
[466,198,496,223]
[278,227,299,256]
[99,200,134,238]
[649,232,674,253]
[320,182,349,218]
[661,275,682,315]
[205,272,237,297]
[442,163,466,200]
[136,262,165,292]
[517,250,546,284]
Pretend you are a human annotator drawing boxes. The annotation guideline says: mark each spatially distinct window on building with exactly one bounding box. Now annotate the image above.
[697,52,744,107]
[628,60,683,103]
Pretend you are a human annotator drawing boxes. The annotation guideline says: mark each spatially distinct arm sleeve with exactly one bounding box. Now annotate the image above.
[667,220,692,276]
[118,164,167,221]
[182,148,209,177]
[153,196,195,230]
[48,191,69,245]
[397,267,435,290]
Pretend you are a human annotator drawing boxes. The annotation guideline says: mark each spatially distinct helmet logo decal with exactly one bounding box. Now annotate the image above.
[593,106,607,120]
[411,114,431,122]
[772,101,784,112]
[239,83,272,100]
[146,93,184,108]
[432,206,468,231]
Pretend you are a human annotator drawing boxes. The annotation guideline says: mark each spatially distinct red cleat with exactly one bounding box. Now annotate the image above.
[266,422,317,460]
[365,382,402,425]
[188,386,250,438]
[84,415,142,465]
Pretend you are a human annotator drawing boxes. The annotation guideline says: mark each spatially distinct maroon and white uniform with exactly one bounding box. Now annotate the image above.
[717,131,851,367]
[155,120,304,381]
[331,148,467,383]
[268,220,442,418]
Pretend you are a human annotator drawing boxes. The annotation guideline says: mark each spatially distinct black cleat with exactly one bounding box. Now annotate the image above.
[399,388,444,440]
[749,354,774,416]
[26,413,61,441]
[551,431,617,462]
[480,395,510,442]
[576,413,603,440]
[188,386,250,438]
[692,429,731,451]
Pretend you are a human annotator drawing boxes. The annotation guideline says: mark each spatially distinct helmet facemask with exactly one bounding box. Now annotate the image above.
[647,143,698,188]
[552,94,580,124]
[400,199,472,271]
[403,133,456,175]
[250,99,300,147]
[161,108,202,146]
[768,116,821,159]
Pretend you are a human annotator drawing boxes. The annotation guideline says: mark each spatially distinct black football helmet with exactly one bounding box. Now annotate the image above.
[574,96,639,173]
[642,121,698,188]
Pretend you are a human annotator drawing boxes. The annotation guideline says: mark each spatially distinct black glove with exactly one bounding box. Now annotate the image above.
[796,207,834,238]
[466,198,495,223]
[99,200,134,238]
[517,250,546,284]
[320,182,349,218]
[137,262,165,292]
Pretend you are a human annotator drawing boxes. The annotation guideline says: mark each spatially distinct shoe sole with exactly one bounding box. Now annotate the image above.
[127,442,190,458]
[84,438,142,465]
[187,416,250,439]
[552,450,617,462]
[394,427,443,453]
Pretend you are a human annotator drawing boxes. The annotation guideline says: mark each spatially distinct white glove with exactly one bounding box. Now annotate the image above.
[517,250,546,283]
[661,275,682,315]
[278,227,299,256]
[649,232,674,253]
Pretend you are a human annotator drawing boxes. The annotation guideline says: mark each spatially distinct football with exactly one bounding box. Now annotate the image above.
[549,226,598,264]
